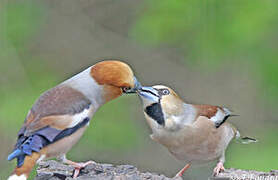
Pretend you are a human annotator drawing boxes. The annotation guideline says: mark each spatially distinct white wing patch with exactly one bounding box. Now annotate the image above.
[210,107,231,128]
[68,108,91,128]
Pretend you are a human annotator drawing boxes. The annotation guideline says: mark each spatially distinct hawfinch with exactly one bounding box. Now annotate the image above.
[137,85,256,178]
[7,60,141,180]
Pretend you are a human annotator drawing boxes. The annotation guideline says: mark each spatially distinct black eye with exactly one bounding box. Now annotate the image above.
[122,87,131,92]
[161,89,170,95]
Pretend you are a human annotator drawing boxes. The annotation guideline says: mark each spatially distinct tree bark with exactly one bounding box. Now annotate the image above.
[35,160,278,180]
[209,168,278,180]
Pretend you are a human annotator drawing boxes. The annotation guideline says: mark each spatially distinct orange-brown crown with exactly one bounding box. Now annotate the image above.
[91,60,135,87]
[90,60,135,102]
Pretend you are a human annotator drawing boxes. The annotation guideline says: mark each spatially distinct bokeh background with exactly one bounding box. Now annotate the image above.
[0,0,277,179]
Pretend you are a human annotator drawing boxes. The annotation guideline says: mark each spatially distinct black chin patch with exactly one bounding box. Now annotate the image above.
[145,103,165,126]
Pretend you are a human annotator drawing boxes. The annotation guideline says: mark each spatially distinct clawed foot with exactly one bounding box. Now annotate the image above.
[64,160,95,178]
[213,162,225,176]
[72,160,95,178]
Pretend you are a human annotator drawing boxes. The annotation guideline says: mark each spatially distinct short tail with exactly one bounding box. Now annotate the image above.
[7,149,25,162]
[235,131,257,144]
[8,152,41,180]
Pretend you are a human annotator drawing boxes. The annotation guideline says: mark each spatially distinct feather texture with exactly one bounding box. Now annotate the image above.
[8,60,138,179]
[8,117,90,167]
[138,85,256,174]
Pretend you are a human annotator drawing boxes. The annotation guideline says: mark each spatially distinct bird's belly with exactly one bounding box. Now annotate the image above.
[44,126,88,158]
[154,123,230,164]
[168,142,222,164]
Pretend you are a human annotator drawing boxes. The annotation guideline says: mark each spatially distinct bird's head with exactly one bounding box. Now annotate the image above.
[137,85,184,126]
[91,60,141,102]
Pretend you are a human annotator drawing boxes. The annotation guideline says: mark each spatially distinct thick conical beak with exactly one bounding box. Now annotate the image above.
[139,86,159,97]
[137,86,160,102]
[123,76,142,94]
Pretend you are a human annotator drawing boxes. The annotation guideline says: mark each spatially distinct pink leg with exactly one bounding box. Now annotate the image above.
[64,159,96,178]
[213,161,225,176]
[175,164,191,177]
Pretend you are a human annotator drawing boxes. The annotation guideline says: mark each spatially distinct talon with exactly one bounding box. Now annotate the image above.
[73,167,81,178]
[66,160,96,178]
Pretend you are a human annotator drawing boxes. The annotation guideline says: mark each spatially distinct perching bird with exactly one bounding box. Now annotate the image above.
[7,60,141,180]
[137,85,256,178]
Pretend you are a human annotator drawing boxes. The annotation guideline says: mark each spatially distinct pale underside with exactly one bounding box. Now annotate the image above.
[146,114,235,165]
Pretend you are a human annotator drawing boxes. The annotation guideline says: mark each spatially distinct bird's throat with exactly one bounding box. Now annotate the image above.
[145,103,165,126]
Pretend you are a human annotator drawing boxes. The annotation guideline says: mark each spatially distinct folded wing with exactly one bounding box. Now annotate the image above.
[194,104,236,128]
[8,85,93,167]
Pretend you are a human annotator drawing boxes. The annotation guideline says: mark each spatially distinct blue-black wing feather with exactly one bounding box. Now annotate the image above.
[8,118,90,167]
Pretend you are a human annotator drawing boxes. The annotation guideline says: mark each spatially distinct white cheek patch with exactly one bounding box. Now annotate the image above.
[8,174,27,180]
[69,108,91,128]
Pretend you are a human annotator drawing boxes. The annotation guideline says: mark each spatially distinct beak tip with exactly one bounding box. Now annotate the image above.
[133,76,142,92]
[123,77,142,94]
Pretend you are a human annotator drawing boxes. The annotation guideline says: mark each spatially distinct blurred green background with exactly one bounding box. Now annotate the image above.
[0,0,277,179]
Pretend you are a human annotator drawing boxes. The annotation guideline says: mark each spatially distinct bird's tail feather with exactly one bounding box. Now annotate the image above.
[7,149,24,161]
[235,131,257,144]
[8,152,41,180]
